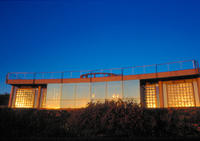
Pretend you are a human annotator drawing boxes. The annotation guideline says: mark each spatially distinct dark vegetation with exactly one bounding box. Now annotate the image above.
[0,100,200,140]
[0,94,9,106]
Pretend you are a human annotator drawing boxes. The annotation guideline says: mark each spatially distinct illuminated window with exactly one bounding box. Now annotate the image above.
[144,84,158,108]
[14,88,35,108]
[167,81,195,107]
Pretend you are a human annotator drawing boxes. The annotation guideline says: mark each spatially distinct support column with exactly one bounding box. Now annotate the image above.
[193,80,200,107]
[196,77,200,103]
[8,86,15,108]
[140,84,145,107]
[36,86,42,109]
[158,81,164,108]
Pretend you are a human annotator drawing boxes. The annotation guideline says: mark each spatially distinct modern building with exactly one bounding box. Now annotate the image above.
[6,60,200,109]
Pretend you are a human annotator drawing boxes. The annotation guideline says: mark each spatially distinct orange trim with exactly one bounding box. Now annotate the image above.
[158,81,164,108]
[36,86,41,109]
[6,69,199,85]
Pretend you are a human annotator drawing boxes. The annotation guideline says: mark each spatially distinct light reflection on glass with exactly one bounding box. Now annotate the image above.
[44,80,140,109]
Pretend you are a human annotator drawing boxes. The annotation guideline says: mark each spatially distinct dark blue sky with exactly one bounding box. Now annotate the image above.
[0,0,200,73]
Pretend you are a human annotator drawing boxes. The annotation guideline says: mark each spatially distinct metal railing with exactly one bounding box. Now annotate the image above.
[6,60,199,80]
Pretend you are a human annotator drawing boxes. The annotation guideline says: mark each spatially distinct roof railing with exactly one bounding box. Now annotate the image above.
[6,60,199,81]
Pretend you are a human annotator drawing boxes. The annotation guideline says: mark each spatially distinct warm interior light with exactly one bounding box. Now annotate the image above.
[167,82,195,107]
[15,89,35,108]
[145,84,157,108]
[116,94,119,98]
[92,93,95,98]
[112,93,120,99]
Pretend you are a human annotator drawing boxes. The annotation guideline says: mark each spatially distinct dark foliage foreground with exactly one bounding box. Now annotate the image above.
[0,94,9,106]
[0,100,200,139]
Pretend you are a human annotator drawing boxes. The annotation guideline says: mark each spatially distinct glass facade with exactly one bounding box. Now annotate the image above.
[11,78,199,109]
[166,80,195,107]
[144,84,158,108]
[46,84,61,109]
[44,80,140,109]
[14,88,36,108]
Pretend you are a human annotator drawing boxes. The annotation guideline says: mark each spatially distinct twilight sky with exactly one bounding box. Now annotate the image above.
[0,0,200,73]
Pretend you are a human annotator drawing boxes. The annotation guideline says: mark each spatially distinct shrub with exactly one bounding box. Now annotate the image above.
[0,100,200,138]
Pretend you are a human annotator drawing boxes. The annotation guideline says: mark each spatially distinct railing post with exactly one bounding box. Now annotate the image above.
[192,60,196,69]
[194,60,195,69]
[121,69,124,76]
[194,60,200,73]
[61,72,64,83]
[33,72,36,84]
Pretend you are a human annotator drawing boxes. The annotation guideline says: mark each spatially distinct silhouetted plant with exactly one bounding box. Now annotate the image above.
[0,100,200,138]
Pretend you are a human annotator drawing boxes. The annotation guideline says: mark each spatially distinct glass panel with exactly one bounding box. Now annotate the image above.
[46,84,61,109]
[62,83,75,108]
[107,81,122,100]
[167,81,195,107]
[45,80,142,109]
[76,83,90,108]
[14,88,35,108]
[60,100,75,108]
[62,84,75,100]
[124,80,140,103]
[144,84,158,108]
[92,82,106,102]
[76,83,90,99]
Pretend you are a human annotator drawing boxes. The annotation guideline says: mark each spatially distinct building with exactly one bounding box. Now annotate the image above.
[6,60,200,109]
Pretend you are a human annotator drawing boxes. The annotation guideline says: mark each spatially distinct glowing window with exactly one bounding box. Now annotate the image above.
[167,81,195,107]
[15,89,35,108]
[144,84,158,108]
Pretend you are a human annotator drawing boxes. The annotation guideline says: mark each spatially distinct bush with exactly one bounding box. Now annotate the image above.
[0,100,200,138]
[0,94,9,106]
[66,99,200,137]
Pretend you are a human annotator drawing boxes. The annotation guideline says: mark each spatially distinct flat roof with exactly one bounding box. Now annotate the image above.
[7,69,199,85]
[6,60,200,85]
